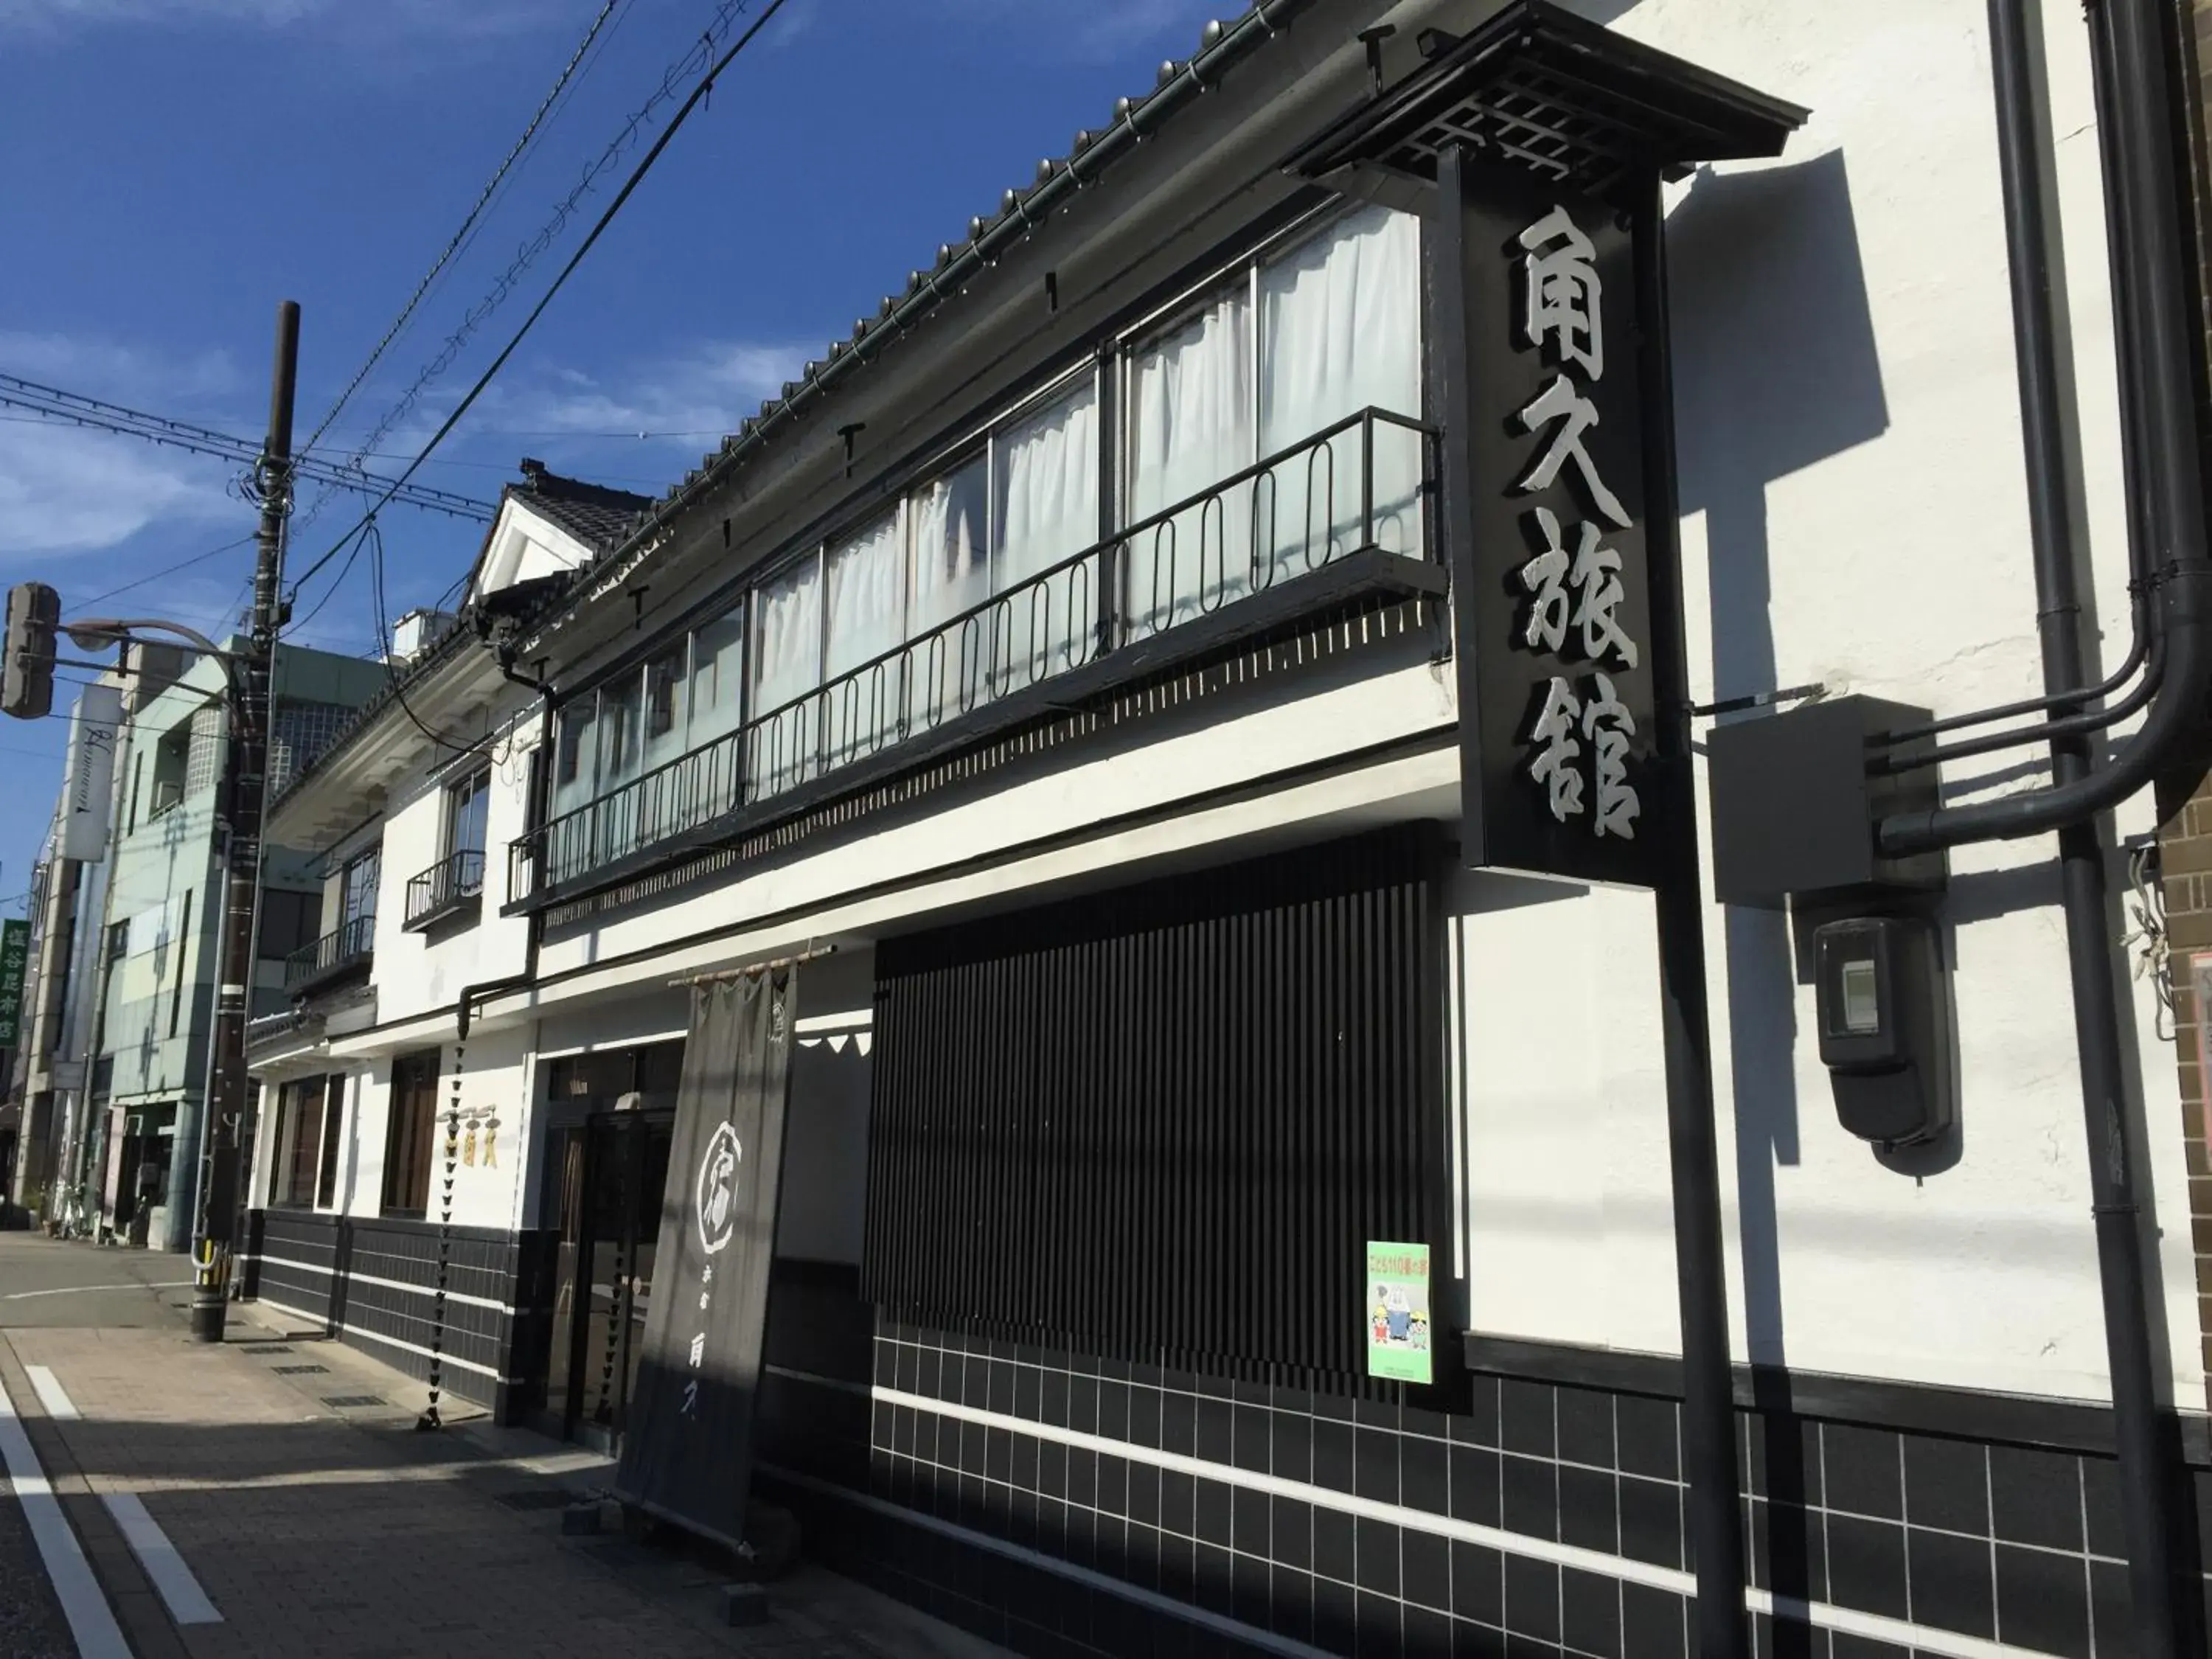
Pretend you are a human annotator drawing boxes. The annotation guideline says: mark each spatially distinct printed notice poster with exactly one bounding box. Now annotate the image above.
[1365,1239,1433,1384]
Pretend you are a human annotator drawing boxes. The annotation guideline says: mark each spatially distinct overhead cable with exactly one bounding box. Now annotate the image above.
[283,0,790,614]
[0,373,494,521]
[306,0,773,528]
[296,0,630,465]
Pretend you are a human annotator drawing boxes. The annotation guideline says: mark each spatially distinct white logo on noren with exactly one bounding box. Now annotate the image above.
[696,1121,742,1256]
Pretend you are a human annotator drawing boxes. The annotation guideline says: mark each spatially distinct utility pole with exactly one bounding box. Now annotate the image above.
[189,300,298,1343]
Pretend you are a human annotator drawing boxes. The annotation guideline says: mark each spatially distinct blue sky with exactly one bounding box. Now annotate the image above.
[0,0,1225,912]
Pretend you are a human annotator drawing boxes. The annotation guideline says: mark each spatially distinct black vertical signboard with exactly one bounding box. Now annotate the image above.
[616,966,798,1550]
[1441,152,1663,890]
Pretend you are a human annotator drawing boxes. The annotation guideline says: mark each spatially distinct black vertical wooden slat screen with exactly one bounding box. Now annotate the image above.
[861,824,1441,1389]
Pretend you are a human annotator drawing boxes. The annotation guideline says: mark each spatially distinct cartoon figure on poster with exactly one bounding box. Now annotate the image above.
[1364,1241,1433,1383]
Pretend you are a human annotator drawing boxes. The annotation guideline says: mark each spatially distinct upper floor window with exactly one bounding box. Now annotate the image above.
[339,846,379,929]
[526,201,1427,885]
[1127,198,1422,635]
[550,611,750,829]
[445,769,490,859]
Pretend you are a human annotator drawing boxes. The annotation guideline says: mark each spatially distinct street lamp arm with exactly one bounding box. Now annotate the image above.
[63,616,237,663]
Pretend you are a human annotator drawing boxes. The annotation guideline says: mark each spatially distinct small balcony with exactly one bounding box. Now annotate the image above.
[284,914,374,998]
[403,849,484,933]
[509,407,1443,909]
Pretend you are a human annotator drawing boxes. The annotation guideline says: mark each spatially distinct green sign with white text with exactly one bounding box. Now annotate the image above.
[1365,1239,1433,1384]
[0,918,29,1048]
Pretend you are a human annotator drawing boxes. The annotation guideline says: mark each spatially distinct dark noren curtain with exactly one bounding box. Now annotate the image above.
[615,965,797,1550]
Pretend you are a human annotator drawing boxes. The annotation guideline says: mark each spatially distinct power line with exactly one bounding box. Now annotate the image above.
[0,374,495,522]
[304,0,772,533]
[285,0,790,611]
[286,518,378,639]
[298,0,630,463]
[74,535,257,614]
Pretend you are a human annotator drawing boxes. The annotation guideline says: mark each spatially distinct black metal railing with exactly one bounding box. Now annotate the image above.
[403,849,485,931]
[284,913,375,995]
[509,407,1434,902]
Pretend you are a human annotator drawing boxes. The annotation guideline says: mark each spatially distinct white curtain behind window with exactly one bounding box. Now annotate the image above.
[824,511,907,765]
[686,608,747,824]
[749,554,823,799]
[594,673,645,862]
[1258,203,1424,578]
[993,377,1099,694]
[907,457,990,728]
[1125,285,1253,639]
[688,611,746,743]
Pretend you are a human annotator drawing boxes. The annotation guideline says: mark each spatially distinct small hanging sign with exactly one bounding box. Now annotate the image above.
[1364,1239,1433,1384]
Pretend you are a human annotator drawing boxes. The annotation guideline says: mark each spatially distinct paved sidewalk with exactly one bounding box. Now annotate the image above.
[0,1310,998,1659]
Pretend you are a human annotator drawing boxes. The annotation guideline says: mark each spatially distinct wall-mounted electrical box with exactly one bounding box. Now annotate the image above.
[1812,915,1954,1148]
[1707,695,1947,909]
[1708,695,1956,1152]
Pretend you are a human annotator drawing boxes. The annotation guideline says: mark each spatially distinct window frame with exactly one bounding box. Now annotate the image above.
[339,846,380,930]
[533,195,1410,831]
[380,1050,441,1219]
[270,1075,327,1209]
[314,1074,346,1208]
[444,768,492,859]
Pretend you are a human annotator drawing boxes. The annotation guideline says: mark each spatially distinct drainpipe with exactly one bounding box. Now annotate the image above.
[1904,2,2205,1650]
[1880,0,2212,858]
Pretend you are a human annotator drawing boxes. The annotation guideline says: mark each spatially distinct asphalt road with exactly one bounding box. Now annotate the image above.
[0,1231,197,1329]
[0,1230,196,1658]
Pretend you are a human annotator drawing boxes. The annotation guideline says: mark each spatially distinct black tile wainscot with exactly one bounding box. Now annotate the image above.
[243,1208,554,1420]
[751,1318,2212,1659]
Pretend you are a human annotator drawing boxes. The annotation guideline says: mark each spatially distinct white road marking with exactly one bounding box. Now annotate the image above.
[102,1492,222,1625]
[24,1367,77,1420]
[0,1377,131,1659]
[2,1281,194,1301]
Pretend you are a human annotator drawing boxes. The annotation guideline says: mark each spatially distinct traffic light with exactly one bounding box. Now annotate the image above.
[2,582,60,720]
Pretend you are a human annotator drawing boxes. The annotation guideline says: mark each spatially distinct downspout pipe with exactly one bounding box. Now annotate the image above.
[1939,2,2197,1650]
[1878,0,2212,860]
[456,690,554,1046]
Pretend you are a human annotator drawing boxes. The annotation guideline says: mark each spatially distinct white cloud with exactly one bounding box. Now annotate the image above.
[0,330,240,403]
[0,330,262,560]
[0,422,238,560]
[479,340,813,449]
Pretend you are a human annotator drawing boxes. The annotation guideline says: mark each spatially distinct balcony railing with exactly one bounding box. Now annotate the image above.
[284,914,374,997]
[403,848,485,932]
[510,407,1438,905]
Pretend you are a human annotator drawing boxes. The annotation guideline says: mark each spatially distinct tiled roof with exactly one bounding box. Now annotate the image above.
[526,0,1312,636]
[512,459,655,554]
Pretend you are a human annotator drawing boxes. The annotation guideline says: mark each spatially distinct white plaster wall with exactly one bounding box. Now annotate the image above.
[1437,0,2197,1403]
[1452,877,1677,1354]
[535,658,1455,981]
[328,1032,532,1232]
[443,1024,535,1234]
[340,1060,392,1220]
[368,716,537,1028]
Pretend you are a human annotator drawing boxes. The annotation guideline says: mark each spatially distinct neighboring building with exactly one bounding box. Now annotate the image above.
[239,4,2212,1658]
[21,640,383,1251]
[243,460,647,1414]
[4,647,179,1226]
